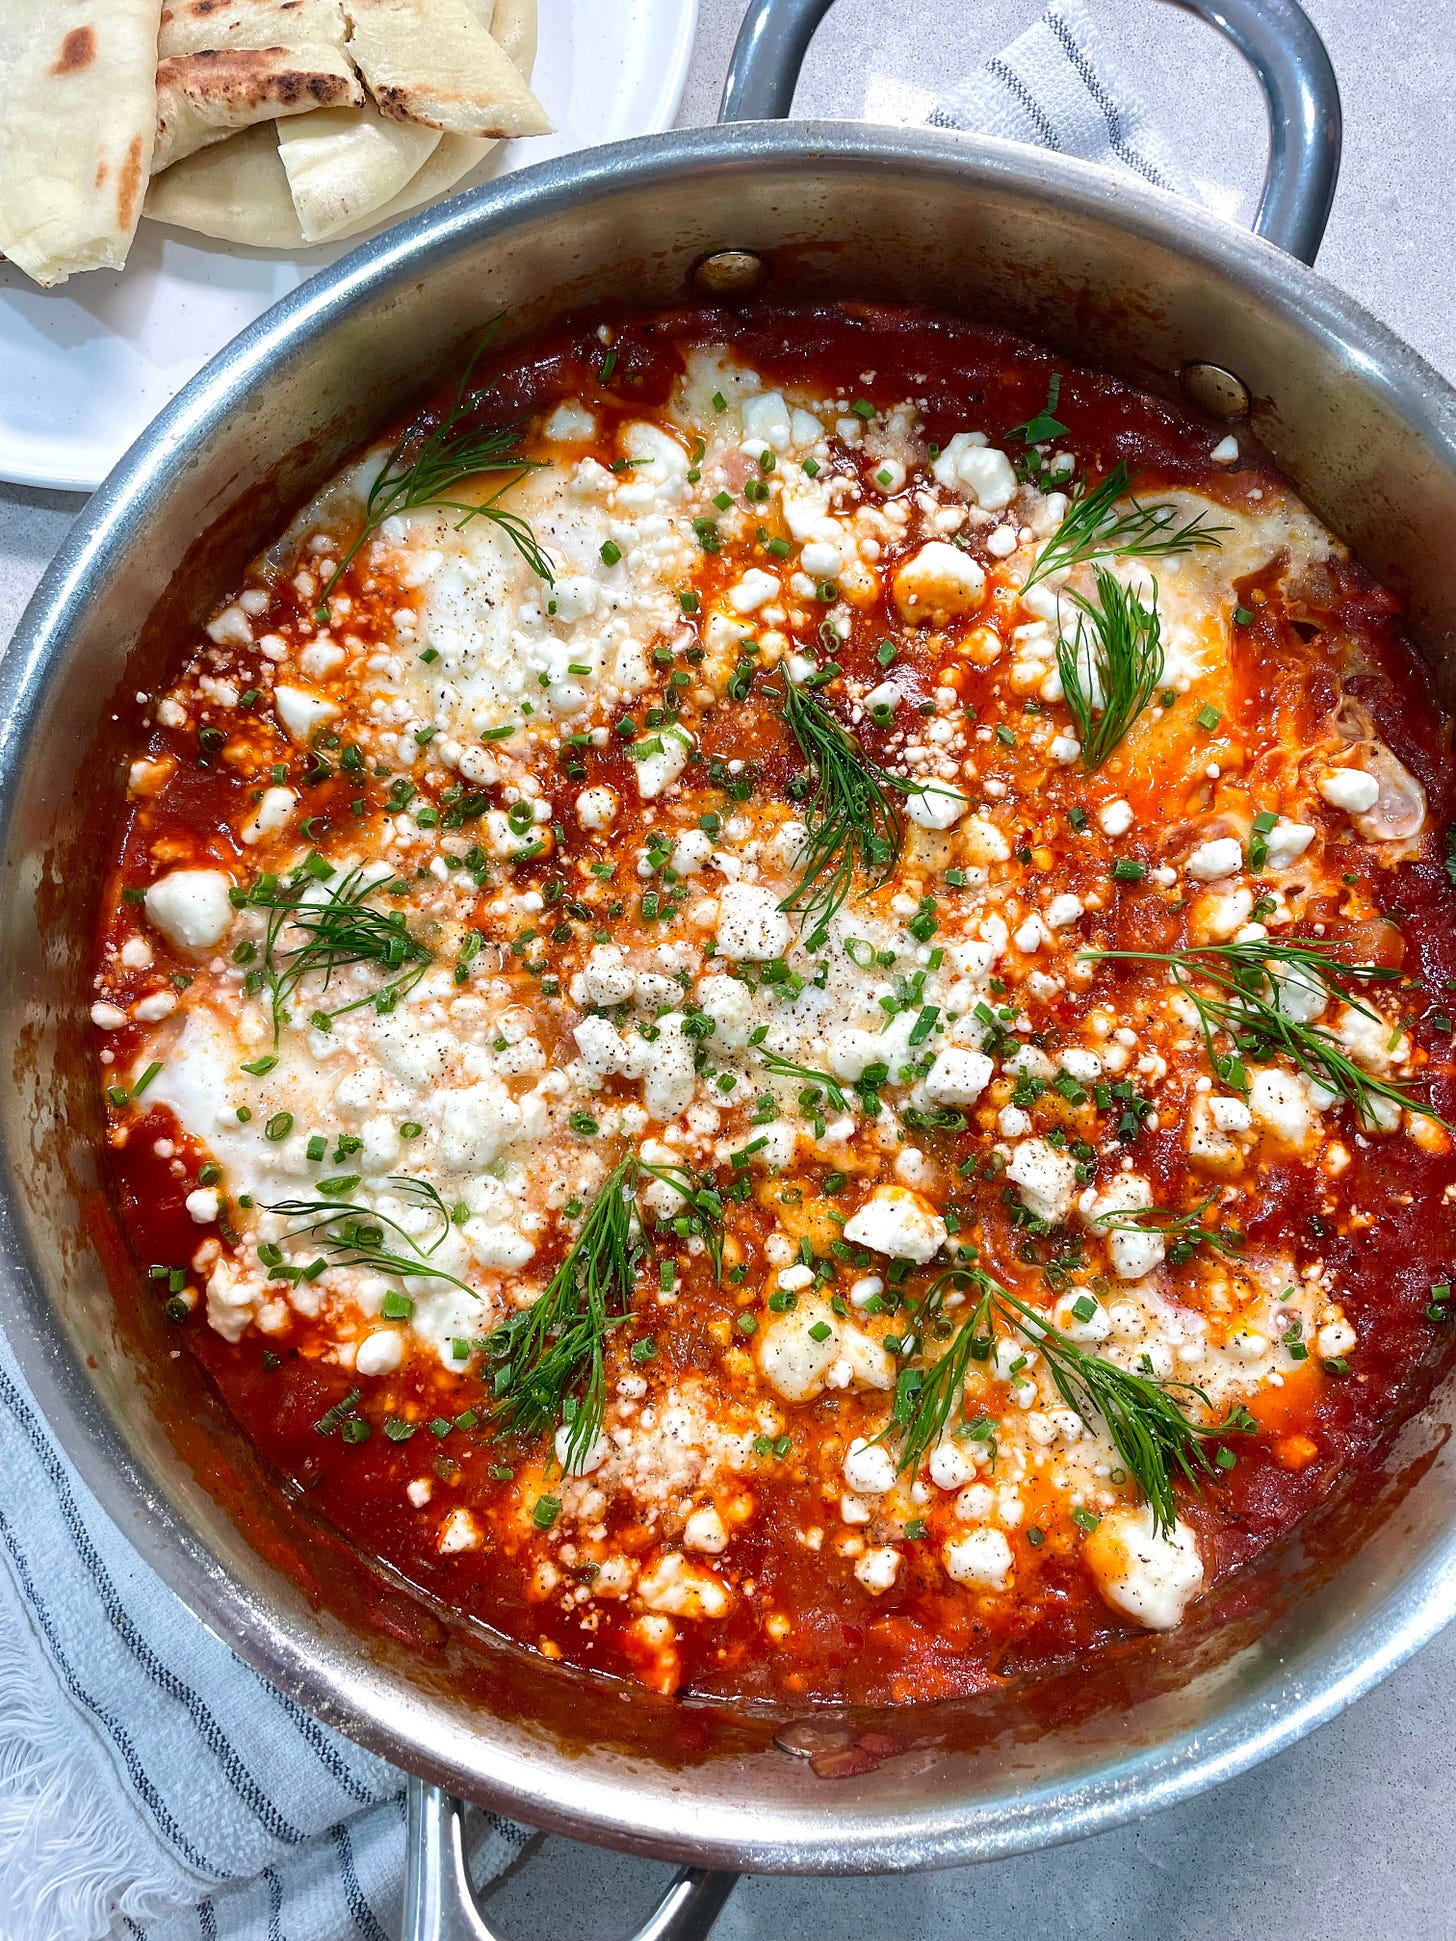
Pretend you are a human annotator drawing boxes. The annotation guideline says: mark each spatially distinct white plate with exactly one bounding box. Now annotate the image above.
[0,0,698,494]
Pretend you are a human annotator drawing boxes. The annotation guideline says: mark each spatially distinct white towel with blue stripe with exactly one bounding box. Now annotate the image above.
[0,4,1195,1934]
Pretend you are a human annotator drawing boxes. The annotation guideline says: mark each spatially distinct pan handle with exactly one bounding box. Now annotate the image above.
[719,0,1341,266]
[401,1777,739,1941]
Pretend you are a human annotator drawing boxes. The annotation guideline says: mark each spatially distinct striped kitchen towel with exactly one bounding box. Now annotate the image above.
[0,5,1198,1936]
[865,0,1193,199]
[0,1332,529,1941]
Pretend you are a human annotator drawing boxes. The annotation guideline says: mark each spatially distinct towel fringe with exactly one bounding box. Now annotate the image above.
[0,1600,198,1941]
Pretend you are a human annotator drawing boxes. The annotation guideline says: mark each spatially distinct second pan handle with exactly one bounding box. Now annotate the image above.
[402,1778,738,1941]
[719,0,1341,266]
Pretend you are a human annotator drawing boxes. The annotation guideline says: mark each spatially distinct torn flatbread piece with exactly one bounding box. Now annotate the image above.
[0,0,162,286]
[143,119,305,245]
[481,0,537,75]
[153,44,363,171]
[143,120,492,247]
[276,101,439,242]
[157,0,346,57]
[346,0,550,139]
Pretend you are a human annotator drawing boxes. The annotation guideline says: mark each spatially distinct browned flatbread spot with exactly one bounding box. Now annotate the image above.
[116,135,145,230]
[158,47,356,112]
[52,26,98,74]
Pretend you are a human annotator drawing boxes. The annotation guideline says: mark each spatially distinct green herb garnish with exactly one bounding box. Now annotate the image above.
[315,326,551,622]
[1023,460,1229,591]
[1091,1194,1243,1266]
[883,1268,1254,1534]
[244,862,432,1042]
[1009,373,1069,446]
[771,675,952,948]
[1058,566,1165,769]
[484,1152,724,1470]
[1084,938,1444,1128]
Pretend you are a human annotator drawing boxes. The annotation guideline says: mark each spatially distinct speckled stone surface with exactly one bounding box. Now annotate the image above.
[2,4,1453,1933]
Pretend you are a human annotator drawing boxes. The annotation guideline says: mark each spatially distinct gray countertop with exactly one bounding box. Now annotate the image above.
[2,2,1451,1935]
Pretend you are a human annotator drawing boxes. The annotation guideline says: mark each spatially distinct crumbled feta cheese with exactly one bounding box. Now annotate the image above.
[1209,1095,1253,1133]
[854,1546,902,1594]
[356,1330,404,1377]
[184,1188,219,1225]
[943,1528,1013,1589]
[715,882,791,961]
[206,604,252,647]
[904,782,968,831]
[575,786,618,829]
[683,1507,729,1553]
[727,569,780,615]
[240,785,296,846]
[1186,837,1242,880]
[892,542,987,625]
[843,1437,897,1495]
[273,685,339,742]
[1318,767,1380,814]
[931,434,1018,510]
[757,1297,842,1402]
[1098,798,1134,837]
[1248,1067,1315,1147]
[1089,1174,1163,1281]
[924,1048,994,1105]
[697,972,754,1048]
[842,1184,948,1264]
[143,869,233,952]
[928,1440,980,1491]
[1044,893,1084,930]
[1005,1139,1077,1225]
[1317,1319,1358,1359]
[635,727,692,800]
[438,1509,481,1554]
[1263,819,1315,868]
[1083,1506,1203,1629]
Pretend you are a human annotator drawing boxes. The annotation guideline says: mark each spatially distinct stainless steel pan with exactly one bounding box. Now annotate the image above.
[5,2,1456,1937]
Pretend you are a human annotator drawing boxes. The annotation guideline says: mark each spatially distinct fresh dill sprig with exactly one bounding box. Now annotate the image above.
[484,1153,727,1469]
[881,1269,992,1477]
[315,329,552,623]
[1084,938,1445,1128]
[1058,565,1165,769]
[1091,1193,1243,1266]
[245,863,433,1042]
[881,1268,1254,1535]
[1023,459,1229,591]
[264,1181,475,1293]
[996,1285,1256,1538]
[772,675,950,949]
[484,1155,641,1473]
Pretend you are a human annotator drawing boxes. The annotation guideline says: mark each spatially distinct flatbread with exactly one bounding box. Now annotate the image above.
[346,0,550,139]
[276,102,439,243]
[0,0,163,286]
[142,119,302,245]
[157,0,346,58]
[142,0,532,250]
[485,0,536,75]
[334,131,495,235]
[153,43,362,171]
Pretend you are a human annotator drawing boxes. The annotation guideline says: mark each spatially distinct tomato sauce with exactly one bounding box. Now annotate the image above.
[95,304,1456,1707]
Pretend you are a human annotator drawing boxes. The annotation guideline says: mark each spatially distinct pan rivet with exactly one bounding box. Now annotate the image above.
[1180,362,1252,420]
[692,250,768,296]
